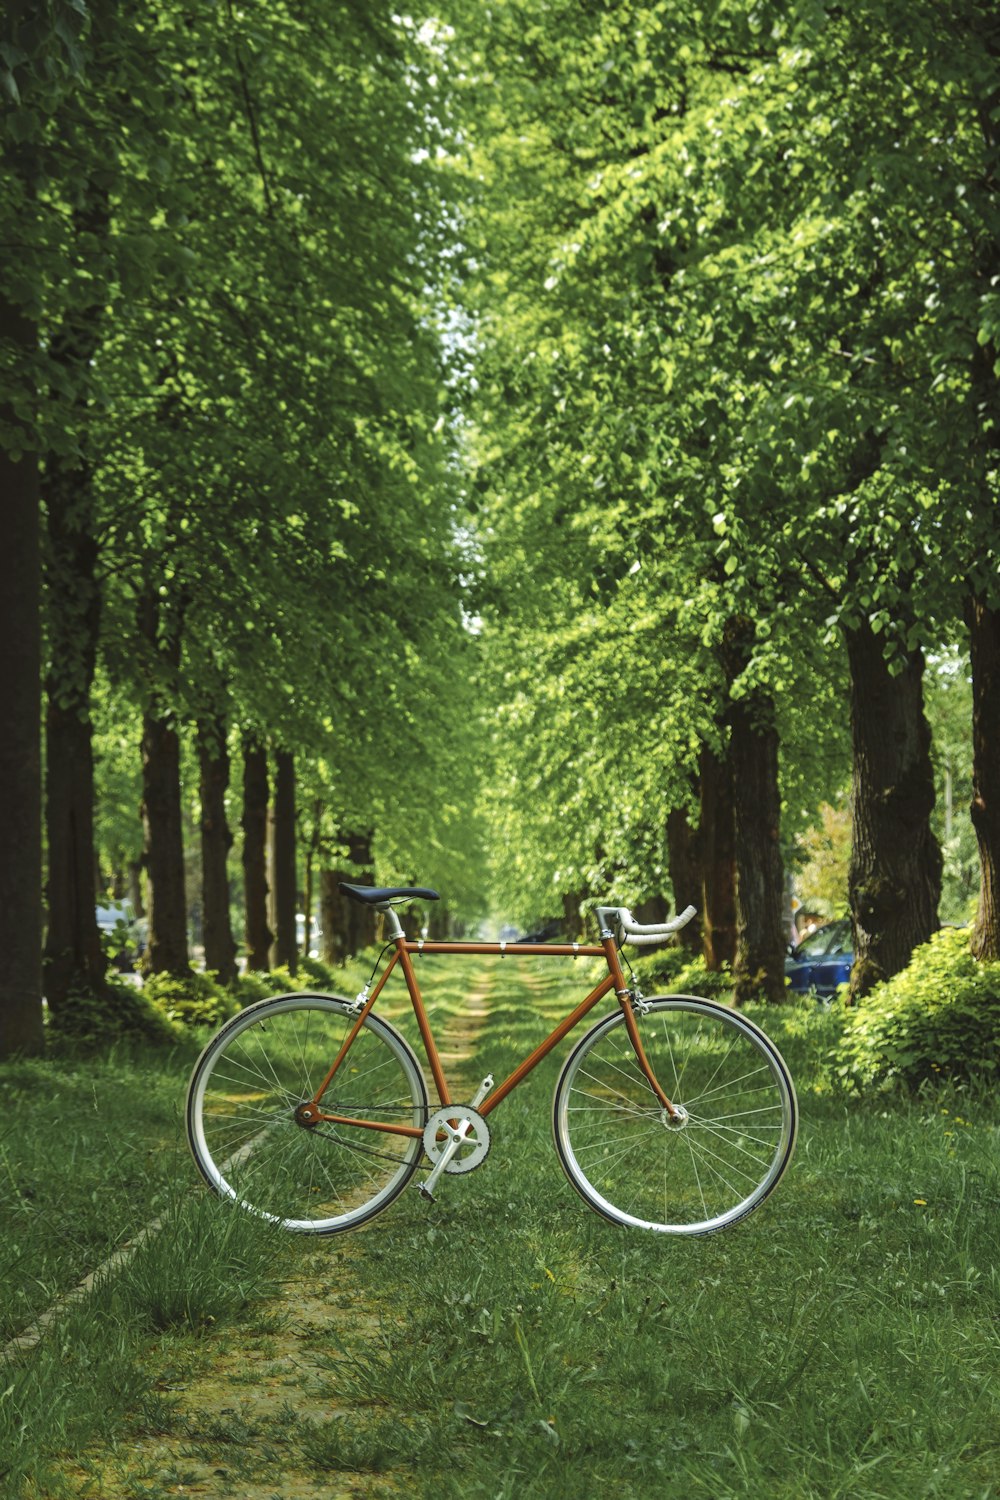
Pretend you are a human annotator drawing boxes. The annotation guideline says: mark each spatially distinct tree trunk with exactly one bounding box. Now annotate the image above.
[0,286,44,1056]
[966,593,1000,961]
[729,687,786,1003]
[137,587,188,975]
[698,741,736,970]
[345,833,376,952]
[44,698,107,1009]
[242,740,271,971]
[301,798,323,958]
[141,711,189,975]
[41,180,111,1013]
[846,621,942,1000]
[320,870,352,966]
[269,749,298,973]
[561,892,585,942]
[320,832,375,964]
[198,720,237,984]
[966,33,1000,959]
[666,804,702,956]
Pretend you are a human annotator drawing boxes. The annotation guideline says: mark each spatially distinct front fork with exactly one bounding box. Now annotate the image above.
[603,937,685,1124]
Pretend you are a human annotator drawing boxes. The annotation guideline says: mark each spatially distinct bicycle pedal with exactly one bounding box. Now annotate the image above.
[417,1181,436,1203]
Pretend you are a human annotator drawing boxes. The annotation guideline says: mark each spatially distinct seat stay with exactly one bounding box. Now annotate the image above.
[308,949,402,1111]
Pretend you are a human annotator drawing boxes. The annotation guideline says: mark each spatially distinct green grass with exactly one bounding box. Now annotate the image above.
[293,960,1000,1500]
[2,954,999,1498]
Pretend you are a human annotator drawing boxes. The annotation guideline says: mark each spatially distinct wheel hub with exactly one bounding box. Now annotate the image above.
[663,1104,689,1128]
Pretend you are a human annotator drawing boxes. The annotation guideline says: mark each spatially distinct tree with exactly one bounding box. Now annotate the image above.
[0,0,94,1054]
[451,0,1000,989]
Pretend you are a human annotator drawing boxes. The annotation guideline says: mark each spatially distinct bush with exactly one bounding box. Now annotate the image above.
[836,925,1000,1090]
[230,970,276,1006]
[298,954,341,989]
[47,977,181,1049]
[143,968,240,1027]
[230,966,313,1006]
[632,946,734,1002]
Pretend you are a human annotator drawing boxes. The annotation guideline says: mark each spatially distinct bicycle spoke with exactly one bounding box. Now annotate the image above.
[553,997,796,1235]
[188,995,428,1234]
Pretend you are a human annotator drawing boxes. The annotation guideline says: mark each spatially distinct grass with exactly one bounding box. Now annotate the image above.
[2,953,999,1497]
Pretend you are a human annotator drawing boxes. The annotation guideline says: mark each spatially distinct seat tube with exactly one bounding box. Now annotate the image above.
[602,936,679,1118]
[397,939,452,1107]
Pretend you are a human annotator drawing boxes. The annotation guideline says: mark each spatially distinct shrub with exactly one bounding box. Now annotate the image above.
[632,946,734,1002]
[143,968,240,1027]
[298,954,341,989]
[230,966,314,1006]
[230,970,276,1006]
[47,978,181,1049]
[836,925,1000,1090]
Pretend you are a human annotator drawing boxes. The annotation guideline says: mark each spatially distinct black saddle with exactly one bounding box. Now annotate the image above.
[339,882,440,905]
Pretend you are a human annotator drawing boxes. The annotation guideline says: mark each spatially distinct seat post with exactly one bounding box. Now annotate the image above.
[378,903,405,941]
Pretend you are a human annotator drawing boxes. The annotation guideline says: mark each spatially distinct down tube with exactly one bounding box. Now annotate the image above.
[480,973,617,1115]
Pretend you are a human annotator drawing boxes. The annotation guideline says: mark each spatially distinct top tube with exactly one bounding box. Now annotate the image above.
[400,939,606,958]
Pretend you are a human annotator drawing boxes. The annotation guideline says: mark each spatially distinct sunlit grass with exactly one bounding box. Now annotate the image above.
[2,953,998,1498]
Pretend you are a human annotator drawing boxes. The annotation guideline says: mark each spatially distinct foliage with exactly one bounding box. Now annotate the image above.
[46,978,180,1050]
[793,799,852,920]
[836,925,1000,1090]
[296,955,346,991]
[631,945,735,1002]
[448,0,1000,939]
[141,969,239,1029]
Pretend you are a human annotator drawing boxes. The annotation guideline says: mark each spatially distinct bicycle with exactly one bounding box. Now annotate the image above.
[186,885,797,1237]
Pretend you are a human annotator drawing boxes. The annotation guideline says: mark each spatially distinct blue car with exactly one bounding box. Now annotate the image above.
[785,918,852,999]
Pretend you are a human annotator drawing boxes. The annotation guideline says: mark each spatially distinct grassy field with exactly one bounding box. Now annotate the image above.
[2,955,998,1498]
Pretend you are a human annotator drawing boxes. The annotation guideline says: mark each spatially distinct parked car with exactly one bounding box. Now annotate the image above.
[785,918,852,999]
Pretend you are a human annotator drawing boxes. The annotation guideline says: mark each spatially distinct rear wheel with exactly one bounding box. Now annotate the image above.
[187,993,428,1233]
[552,996,796,1235]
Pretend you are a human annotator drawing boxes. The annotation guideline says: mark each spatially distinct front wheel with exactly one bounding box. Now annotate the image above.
[552,996,797,1235]
[187,993,429,1234]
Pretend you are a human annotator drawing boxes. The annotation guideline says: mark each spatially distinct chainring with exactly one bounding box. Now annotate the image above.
[422,1104,491,1174]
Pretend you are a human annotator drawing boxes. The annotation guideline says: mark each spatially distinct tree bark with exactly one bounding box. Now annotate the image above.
[269,749,298,973]
[242,740,272,971]
[0,287,44,1056]
[846,621,942,1000]
[561,892,585,942]
[140,711,189,975]
[320,832,375,964]
[44,693,106,1008]
[666,805,703,956]
[698,741,736,970]
[729,687,786,1003]
[966,593,1000,961]
[320,870,352,965]
[198,720,237,984]
[42,190,111,1011]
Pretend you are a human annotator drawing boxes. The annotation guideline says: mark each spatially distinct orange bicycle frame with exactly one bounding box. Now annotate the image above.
[299,929,679,1136]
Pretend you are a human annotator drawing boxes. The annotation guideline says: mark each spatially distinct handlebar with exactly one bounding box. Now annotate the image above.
[594,903,698,947]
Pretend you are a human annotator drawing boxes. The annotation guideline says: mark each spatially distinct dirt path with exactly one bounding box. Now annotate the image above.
[38,969,497,1500]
